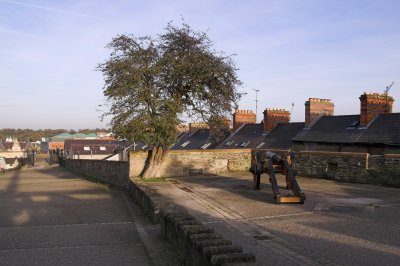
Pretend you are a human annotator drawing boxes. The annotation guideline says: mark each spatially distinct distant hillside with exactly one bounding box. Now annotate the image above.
[0,128,109,142]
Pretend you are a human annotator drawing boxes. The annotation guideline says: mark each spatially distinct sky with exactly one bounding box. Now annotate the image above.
[1,0,399,129]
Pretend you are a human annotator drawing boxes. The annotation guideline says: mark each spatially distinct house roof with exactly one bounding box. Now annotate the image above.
[64,139,123,152]
[215,123,265,149]
[262,122,305,149]
[215,122,305,150]
[53,133,73,138]
[292,115,363,143]
[113,141,149,152]
[69,144,116,155]
[5,157,18,165]
[355,113,400,145]
[171,128,217,150]
[292,113,400,145]
[2,142,14,150]
[19,142,32,150]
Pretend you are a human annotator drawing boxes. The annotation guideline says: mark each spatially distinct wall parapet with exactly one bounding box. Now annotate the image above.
[130,149,252,178]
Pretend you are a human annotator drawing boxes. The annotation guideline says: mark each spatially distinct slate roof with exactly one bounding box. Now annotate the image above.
[292,113,400,145]
[113,141,149,152]
[292,115,362,143]
[261,122,305,149]
[215,124,265,149]
[69,144,116,155]
[19,142,32,150]
[2,142,14,150]
[64,139,123,152]
[5,157,18,165]
[171,128,216,150]
[215,122,305,150]
[355,113,400,145]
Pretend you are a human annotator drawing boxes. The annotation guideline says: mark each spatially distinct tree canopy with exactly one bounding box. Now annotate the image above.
[98,22,242,177]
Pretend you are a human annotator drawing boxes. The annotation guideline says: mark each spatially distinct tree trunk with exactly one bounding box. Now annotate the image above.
[141,145,166,179]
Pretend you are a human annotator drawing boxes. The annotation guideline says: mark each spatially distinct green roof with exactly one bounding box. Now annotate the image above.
[72,133,88,138]
[53,133,73,138]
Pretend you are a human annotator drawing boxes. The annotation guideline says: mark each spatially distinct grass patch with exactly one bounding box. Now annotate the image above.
[142,177,167,183]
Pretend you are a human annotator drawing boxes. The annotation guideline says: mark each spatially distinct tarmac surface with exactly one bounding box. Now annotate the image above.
[148,172,400,266]
[0,163,180,266]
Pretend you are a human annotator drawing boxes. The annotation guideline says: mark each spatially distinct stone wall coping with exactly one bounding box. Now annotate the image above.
[298,151,369,157]
[131,148,252,155]
[385,154,400,159]
[252,149,289,153]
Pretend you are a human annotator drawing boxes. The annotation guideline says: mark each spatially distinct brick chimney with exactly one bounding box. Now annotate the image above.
[233,110,256,131]
[263,108,290,132]
[305,98,334,128]
[359,92,394,127]
[189,123,209,133]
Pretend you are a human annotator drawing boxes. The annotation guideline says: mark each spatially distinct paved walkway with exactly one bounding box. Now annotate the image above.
[147,172,400,266]
[0,165,179,266]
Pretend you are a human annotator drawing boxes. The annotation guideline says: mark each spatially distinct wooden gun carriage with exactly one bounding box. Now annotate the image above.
[250,151,305,204]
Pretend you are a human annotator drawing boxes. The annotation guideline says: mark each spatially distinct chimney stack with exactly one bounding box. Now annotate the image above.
[305,98,334,128]
[359,92,394,127]
[189,123,209,133]
[233,110,256,131]
[263,108,290,132]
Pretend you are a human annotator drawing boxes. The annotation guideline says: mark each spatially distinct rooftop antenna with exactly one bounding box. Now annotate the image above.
[289,102,294,121]
[253,89,260,122]
[384,81,394,113]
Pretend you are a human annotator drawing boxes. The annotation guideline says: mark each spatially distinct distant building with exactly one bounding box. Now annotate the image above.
[292,92,399,154]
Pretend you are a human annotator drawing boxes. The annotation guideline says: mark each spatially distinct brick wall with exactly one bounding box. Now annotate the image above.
[130,149,252,178]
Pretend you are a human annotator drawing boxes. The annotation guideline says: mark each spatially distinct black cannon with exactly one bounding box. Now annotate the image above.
[250,151,305,204]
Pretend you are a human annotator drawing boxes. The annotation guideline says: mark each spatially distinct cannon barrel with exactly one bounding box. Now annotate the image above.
[265,151,282,163]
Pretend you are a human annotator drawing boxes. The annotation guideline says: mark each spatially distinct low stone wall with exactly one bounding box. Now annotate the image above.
[295,151,368,182]
[160,208,255,266]
[64,159,130,189]
[130,149,252,178]
[365,154,400,187]
[294,152,400,187]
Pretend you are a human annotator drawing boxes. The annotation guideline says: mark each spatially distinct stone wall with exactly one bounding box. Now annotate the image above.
[64,159,130,189]
[129,149,252,178]
[295,151,400,187]
[160,208,255,265]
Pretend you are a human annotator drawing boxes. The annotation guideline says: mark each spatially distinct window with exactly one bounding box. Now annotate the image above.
[201,143,211,149]
[347,120,360,129]
[224,140,234,146]
[83,146,90,151]
[181,141,190,147]
[100,146,106,151]
[240,141,250,147]
[256,142,266,149]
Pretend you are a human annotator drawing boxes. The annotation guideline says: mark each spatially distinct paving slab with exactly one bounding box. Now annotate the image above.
[0,165,180,266]
[145,172,400,266]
